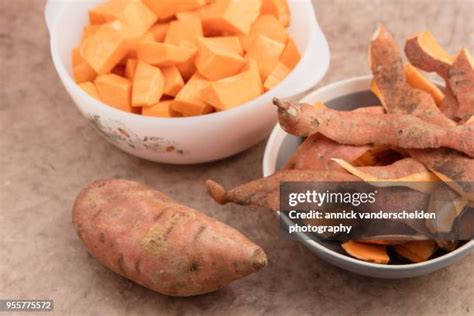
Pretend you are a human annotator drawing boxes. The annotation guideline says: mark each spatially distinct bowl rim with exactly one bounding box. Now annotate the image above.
[263,74,474,270]
[49,0,322,124]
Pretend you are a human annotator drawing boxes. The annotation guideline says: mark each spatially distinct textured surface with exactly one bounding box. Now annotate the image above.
[1,0,473,315]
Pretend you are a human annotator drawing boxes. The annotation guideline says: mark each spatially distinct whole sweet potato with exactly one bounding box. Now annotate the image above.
[73,179,267,297]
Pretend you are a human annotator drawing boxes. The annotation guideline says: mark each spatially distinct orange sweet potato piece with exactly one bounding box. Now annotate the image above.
[72,47,97,83]
[142,100,175,117]
[172,73,213,116]
[240,14,288,52]
[261,0,290,27]
[164,15,203,48]
[73,179,267,297]
[404,63,444,106]
[118,0,158,38]
[149,22,170,42]
[80,21,128,75]
[246,34,285,81]
[88,0,129,25]
[405,31,454,80]
[142,0,207,19]
[125,58,138,80]
[176,59,198,82]
[263,61,291,90]
[274,99,474,157]
[201,0,262,35]
[82,25,101,41]
[394,241,437,263]
[137,42,197,67]
[279,38,301,69]
[200,36,243,55]
[131,61,164,107]
[161,65,185,97]
[201,61,263,110]
[123,31,155,60]
[359,240,406,246]
[341,241,389,264]
[78,82,102,101]
[195,37,247,80]
[95,74,133,112]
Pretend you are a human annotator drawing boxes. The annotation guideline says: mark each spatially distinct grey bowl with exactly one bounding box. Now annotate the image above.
[263,75,474,278]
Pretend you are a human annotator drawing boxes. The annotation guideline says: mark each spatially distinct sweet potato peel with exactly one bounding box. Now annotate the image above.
[368,24,474,204]
[206,170,358,211]
[370,25,454,127]
[332,158,439,193]
[448,49,474,120]
[273,99,474,157]
[426,182,467,233]
[404,31,454,80]
[283,106,384,171]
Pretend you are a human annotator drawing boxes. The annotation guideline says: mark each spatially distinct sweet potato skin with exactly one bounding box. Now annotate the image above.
[73,179,267,297]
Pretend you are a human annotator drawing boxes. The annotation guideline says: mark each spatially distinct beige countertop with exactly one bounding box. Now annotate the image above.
[1,0,473,315]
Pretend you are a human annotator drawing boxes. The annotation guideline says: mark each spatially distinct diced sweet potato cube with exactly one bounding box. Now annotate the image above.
[161,66,185,97]
[195,37,246,80]
[261,0,290,27]
[246,34,285,81]
[240,14,288,52]
[137,42,197,66]
[176,59,197,82]
[131,61,164,107]
[200,36,243,55]
[149,23,170,42]
[125,58,138,80]
[118,0,158,38]
[172,73,213,116]
[175,10,201,21]
[201,60,263,110]
[88,0,129,25]
[95,74,133,112]
[79,82,102,101]
[201,0,262,35]
[164,15,203,48]
[142,100,175,117]
[82,25,101,41]
[404,63,444,106]
[263,61,291,90]
[279,38,301,69]
[72,47,97,83]
[80,22,128,75]
[124,31,155,60]
[142,0,207,19]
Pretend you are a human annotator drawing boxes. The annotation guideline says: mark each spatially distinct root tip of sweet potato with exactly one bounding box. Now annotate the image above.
[205,180,228,204]
[272,97,290,110]
[250,248,268,271]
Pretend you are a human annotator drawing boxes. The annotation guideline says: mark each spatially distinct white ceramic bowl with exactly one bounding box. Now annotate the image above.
[45,0,330,164]
[263,75,474,278]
